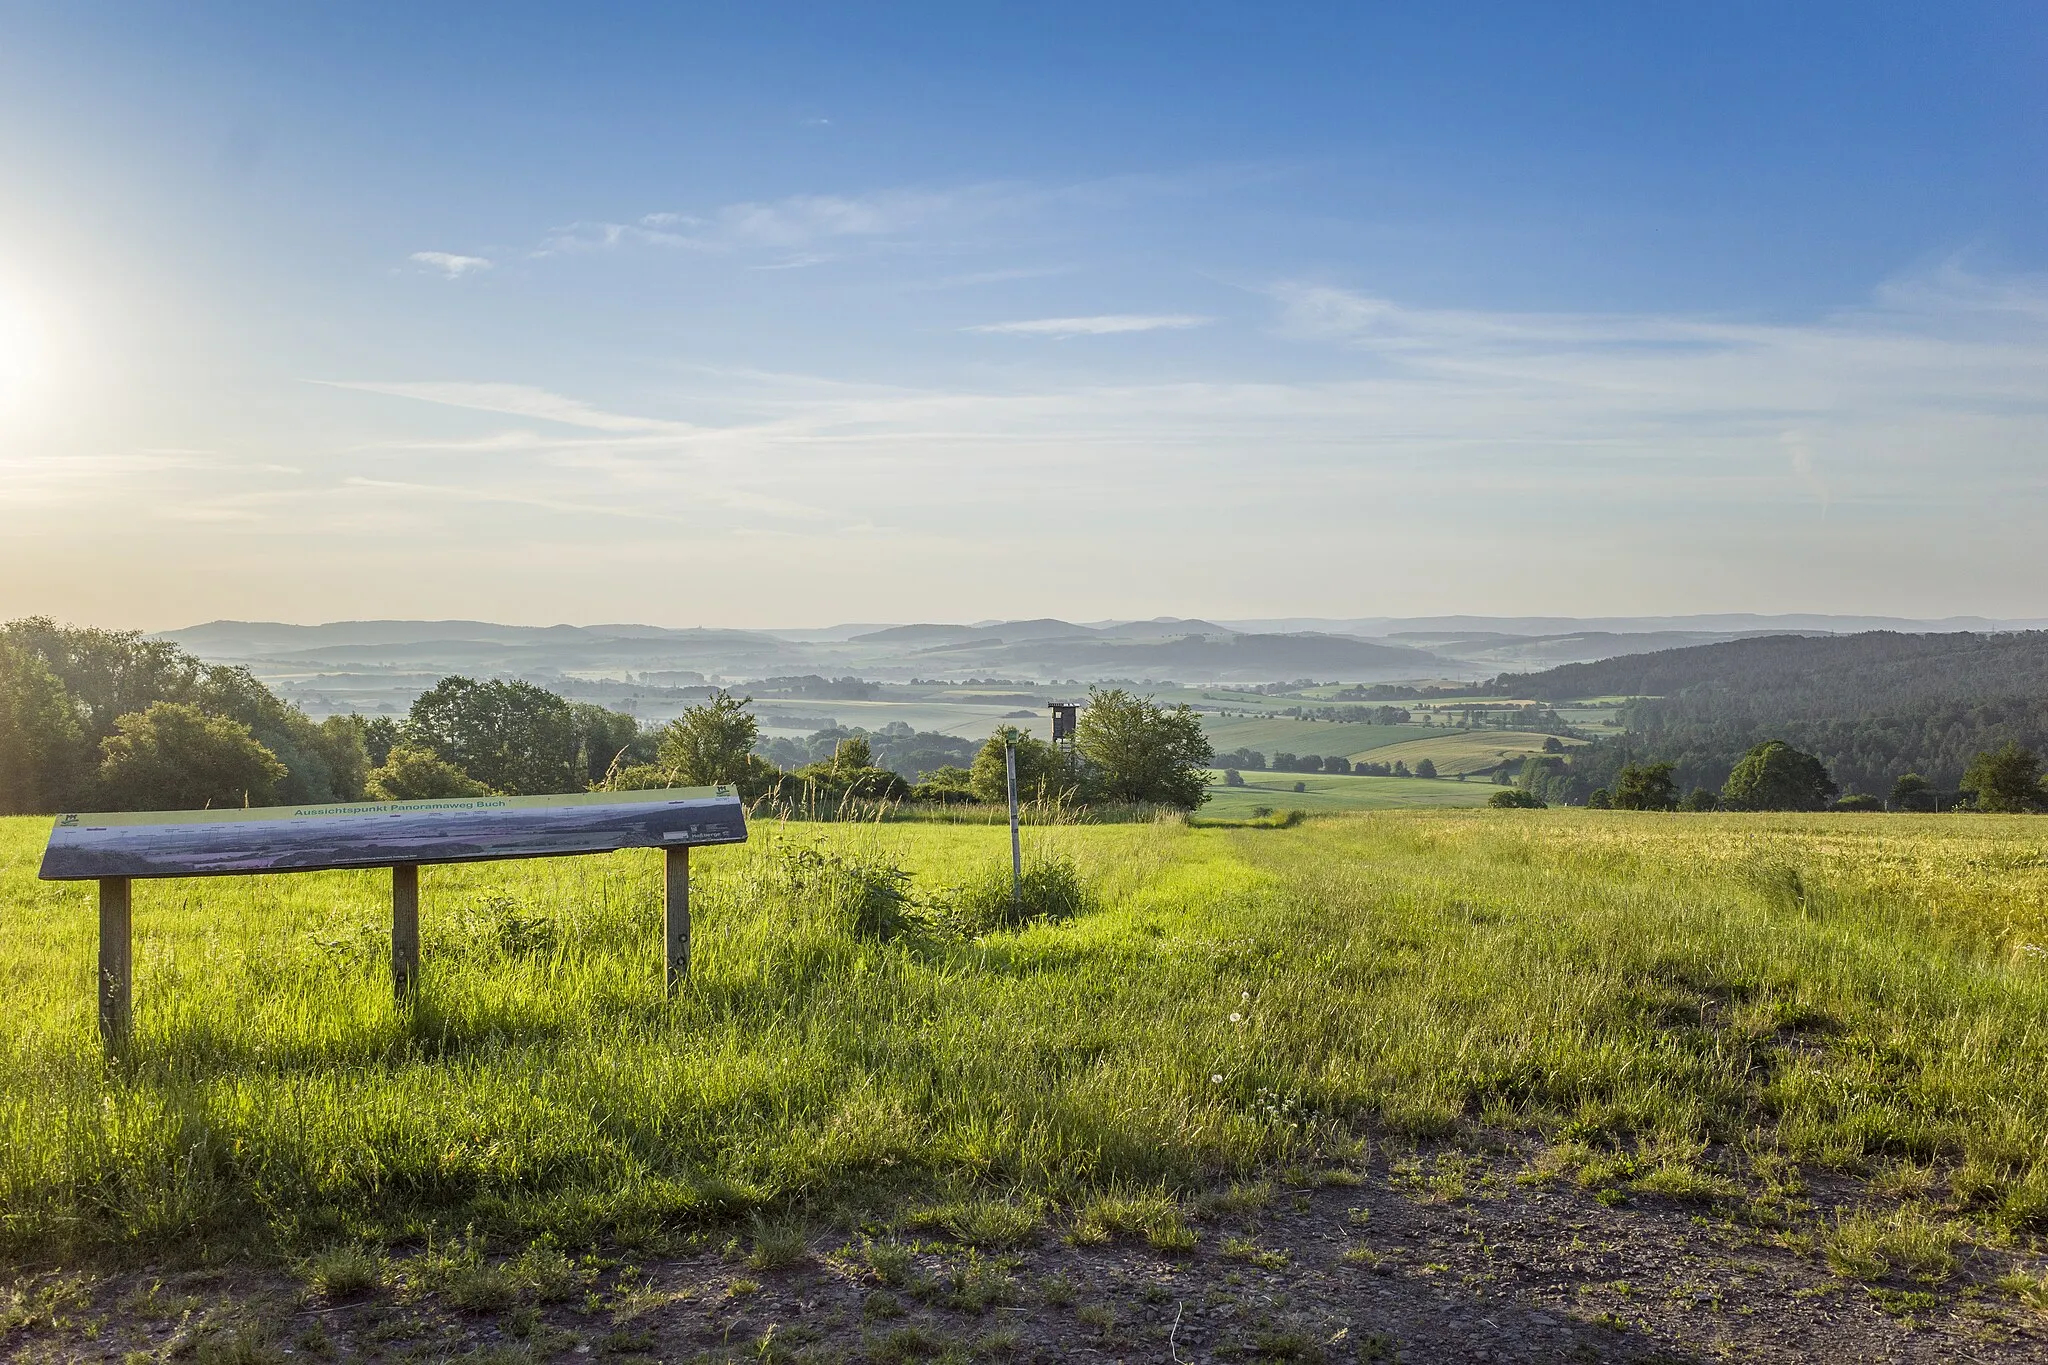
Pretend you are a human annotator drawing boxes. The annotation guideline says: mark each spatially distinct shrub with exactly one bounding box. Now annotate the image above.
[367,744,493,800]
[772,842,916,939]
[1488,789,1545,809]
[921,853,1086,938]
[1832,793,1884,812]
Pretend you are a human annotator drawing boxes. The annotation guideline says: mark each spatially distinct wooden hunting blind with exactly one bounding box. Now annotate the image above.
[38,786,749,1048]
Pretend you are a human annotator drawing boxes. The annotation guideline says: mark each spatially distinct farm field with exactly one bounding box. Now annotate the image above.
[1198,714,1432,757]
[7,810,2048,1357]
[1339,729,1588,776]
[1198,771,1496,816]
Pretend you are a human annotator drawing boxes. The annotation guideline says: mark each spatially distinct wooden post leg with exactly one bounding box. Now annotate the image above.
[664,845,690,994]
[98,876,132,1050]
[392,864,420,1000]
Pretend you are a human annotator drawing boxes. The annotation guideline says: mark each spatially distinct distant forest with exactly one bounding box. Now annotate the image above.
[1493,631,2048,795]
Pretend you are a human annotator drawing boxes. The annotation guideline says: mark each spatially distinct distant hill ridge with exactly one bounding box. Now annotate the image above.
[1494,630,2048,792]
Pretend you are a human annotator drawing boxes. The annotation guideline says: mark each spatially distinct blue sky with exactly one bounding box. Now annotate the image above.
[1,2,2044,627]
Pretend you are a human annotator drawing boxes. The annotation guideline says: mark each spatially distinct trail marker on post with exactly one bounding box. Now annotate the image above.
[39,786,747,1048]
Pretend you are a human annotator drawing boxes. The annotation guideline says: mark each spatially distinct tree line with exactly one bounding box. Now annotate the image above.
[0,619,1215,813]
[1488,630,2048,793]
[1488,736,2048,814]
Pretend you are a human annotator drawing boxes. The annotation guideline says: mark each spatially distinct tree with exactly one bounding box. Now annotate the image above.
[1,616,368,807]
[1890,772,1933,812]
[1613,761,1678,811]
[1832,793,1884,811]
[969,728,1074,804]
[1414,758,1438,779]
[97,702,286,810]
[405,676,580,795]
[655,690,763,786]
[1488,788,1545,808]
[1961,741,2043,814]
[1678,787,1719,813]
[0,637,82,815]
[366,744,494,801]
[1720,741,1837,812]
[570,702,647,786]
[1586,787,1613,809]
[1073,688,1214,809]
[1223,768,1245,787]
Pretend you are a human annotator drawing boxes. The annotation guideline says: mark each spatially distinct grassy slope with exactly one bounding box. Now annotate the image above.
[5,811,2048,1262]
[1198,772,1496,816]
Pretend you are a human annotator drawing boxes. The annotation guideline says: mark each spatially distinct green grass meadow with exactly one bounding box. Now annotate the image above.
[5,809,2048,1268]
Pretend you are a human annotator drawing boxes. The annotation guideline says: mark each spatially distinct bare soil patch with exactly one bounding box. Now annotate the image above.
[9,1140,2044,1364]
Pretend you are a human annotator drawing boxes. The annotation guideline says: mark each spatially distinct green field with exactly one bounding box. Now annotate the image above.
[1199,714,1431,757]
[1199,771,1497,816]
[6,808,2048,1282]
[1337,729,1587,776]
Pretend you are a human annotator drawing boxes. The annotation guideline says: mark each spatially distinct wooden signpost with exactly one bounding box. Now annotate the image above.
[38,786,749,1048]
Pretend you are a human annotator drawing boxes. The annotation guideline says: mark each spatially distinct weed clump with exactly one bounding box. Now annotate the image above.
[767,841,915,939]
[900,1196,1040,1247]
[1825,1205,1960,1283]
[305,1244,381,1300]
[918,854,1086,939]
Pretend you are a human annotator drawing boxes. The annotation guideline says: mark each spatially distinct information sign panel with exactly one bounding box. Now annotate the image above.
[39,786,746,881]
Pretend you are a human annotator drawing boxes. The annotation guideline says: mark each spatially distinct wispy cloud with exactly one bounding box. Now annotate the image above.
[965,314,1212,338]
[409,251,493,279]
[312,381,696,435]
[540,184,1029,258]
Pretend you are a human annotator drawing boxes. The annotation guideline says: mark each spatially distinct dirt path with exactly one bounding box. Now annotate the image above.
[7,1145,2042,1363]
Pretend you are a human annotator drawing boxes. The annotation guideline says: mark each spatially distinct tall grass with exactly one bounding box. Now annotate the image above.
[3,810,2047,1260]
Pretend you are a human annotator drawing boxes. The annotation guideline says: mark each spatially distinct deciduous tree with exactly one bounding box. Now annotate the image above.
[1961,742,2043,814]
[1613,761,1679,811]
[406,676,580,795]
[97,702,286,810]
[1073,688,1214,809]
[1720,741,1837,812]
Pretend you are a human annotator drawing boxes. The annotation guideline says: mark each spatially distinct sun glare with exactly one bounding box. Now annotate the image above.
[0,290,62,420]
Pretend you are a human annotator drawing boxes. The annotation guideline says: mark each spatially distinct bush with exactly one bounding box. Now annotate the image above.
[1832,793,1884,812]
[366,744,492,800]
[771,842,914,939]
[1222,769,1245,787]
[1678,787,1719,812]
[921,853,1086,938]
[1488,789,1545,809]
